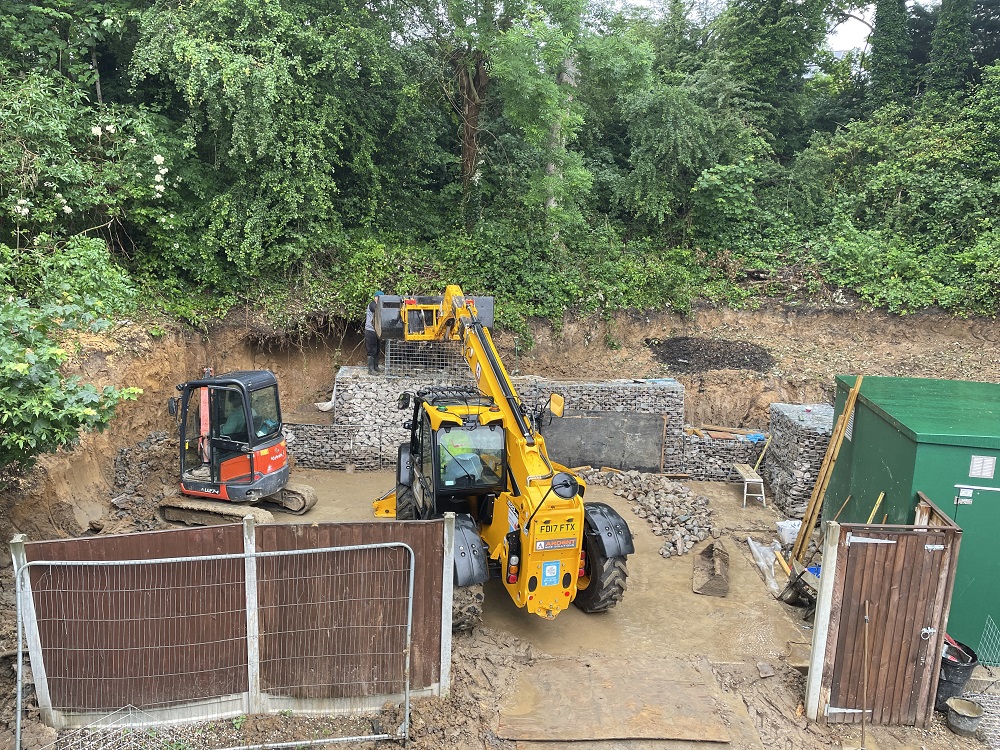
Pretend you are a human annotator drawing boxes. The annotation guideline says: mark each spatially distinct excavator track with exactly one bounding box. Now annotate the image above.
[160,496,275,526]
[268,482,318,515]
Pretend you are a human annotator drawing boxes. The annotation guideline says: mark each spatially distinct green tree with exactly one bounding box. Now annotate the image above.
[928,0,974,96]
[711,0,828,146]
[869,0,913,104]
[0,0,137,100]
[0,299,140,484]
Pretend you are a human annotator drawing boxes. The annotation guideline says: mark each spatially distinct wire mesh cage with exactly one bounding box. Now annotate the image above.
[383,340,472,380]
[981,615,1000,668]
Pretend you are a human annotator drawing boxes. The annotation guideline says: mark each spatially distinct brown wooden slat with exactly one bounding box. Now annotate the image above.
[893,535,922,726]
[872,530,908,724]
[903,532,939,726]
[887,534,924,725]
[914,529,954,725]
[829,532,861,720]
[831,536,862,723]
[845,536,880,725]
[862,533,893,725]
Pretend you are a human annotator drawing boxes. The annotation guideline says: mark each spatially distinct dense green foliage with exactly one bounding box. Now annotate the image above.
[0,299,141,483]
[2,0,999,471]
[870,0,912,103]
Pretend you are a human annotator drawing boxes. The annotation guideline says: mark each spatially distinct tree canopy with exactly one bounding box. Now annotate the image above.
[2,1,1000,472]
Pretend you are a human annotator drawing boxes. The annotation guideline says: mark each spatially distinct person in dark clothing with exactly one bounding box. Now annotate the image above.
[365,291,385,374]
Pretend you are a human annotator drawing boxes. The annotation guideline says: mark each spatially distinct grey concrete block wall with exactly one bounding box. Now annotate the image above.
[763,404,833,518]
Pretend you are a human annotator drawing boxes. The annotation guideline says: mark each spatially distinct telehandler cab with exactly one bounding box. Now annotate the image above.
[374,287,634,620]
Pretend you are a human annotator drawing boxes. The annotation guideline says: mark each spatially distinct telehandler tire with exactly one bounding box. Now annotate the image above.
[573,532,628,613]
[395,484,419,520]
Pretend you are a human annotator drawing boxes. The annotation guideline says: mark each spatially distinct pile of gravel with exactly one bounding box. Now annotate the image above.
[104,431,175,533]
[580,469,719,558]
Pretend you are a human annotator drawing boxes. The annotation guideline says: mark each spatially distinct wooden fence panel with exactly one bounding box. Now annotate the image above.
[256,521,444,695]
[24,526,247,711]
[20,519,445,719]
[807,497,962,728]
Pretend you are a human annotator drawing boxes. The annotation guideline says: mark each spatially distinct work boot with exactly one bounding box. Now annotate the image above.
[374,355,382,374]
[367,356,377,375]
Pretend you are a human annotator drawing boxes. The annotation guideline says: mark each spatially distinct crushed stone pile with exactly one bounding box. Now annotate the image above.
[102,431,175,534]
[580,469,718,558]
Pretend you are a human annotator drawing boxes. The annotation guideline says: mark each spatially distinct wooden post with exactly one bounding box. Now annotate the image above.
[792,376,863,562]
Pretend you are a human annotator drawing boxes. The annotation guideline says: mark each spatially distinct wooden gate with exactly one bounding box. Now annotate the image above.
[806,495,962,727]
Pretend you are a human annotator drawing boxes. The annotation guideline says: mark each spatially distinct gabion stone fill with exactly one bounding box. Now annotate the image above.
[763,404,834,518]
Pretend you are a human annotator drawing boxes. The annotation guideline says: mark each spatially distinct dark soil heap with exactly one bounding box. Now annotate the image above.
[644,336,776,374]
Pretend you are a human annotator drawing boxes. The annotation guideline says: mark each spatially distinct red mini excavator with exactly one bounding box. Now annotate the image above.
[163,368,317,525]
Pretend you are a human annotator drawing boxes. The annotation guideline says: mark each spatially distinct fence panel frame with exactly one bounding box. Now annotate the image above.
[11,516,455,748]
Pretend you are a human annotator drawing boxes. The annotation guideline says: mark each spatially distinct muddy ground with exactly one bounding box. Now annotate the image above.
[2,302,999,749]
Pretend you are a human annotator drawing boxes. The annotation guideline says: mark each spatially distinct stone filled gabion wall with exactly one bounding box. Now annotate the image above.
[289,367,787,478]
[286,423,404,471]
[580,469,718,558]
[682,434,767,481]
[763,404,834,518]
[514,377,687,472]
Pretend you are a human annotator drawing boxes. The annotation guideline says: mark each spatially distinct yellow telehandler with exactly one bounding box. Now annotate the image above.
[373,286,634,620]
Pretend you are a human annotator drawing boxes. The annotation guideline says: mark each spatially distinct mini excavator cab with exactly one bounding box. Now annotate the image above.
[168,370,287,502]
[166,369,317,521]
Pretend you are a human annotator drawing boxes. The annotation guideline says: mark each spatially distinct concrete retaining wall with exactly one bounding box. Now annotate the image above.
[763,404,834,518]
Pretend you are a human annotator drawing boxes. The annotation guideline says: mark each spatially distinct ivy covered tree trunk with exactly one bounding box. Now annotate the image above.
[928,0,974,96]
[452,48,490,201]
[869,0,913,105]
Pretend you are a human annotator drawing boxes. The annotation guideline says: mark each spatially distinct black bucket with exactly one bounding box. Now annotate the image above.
[934,640,979,712]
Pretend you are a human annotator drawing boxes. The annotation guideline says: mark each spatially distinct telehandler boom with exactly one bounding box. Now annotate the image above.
[373,286,633,619]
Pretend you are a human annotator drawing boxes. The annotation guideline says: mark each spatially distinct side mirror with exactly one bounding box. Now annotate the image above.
[397,392,411,410]
[548,393,565,418]
[551,471,579,499]
[167,398,178,418]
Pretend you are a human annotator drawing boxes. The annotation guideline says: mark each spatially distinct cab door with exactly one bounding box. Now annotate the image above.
[411,410,435,516]
[210,387,254,486]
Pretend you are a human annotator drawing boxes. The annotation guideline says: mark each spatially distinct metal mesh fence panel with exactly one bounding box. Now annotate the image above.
[384,340,472,380]
[17,542,414,750]
[962,692,999,749]
[981,615,1000,668]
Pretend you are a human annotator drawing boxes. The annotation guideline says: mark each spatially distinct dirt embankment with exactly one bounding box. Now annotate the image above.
[6,302,1000,547]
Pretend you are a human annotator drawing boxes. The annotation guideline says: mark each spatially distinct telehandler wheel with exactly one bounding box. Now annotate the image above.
[573,532,628,613]
[395,484,419,520]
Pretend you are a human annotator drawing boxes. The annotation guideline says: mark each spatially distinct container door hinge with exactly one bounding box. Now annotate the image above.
[845,533,897,547]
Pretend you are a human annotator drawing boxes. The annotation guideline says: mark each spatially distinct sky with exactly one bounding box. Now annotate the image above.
[827,9,875,52]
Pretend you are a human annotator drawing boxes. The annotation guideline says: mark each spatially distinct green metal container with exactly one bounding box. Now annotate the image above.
[824,375,1000,649]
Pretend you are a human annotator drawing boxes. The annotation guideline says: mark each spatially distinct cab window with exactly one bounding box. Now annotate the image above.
[249,385,281,441]
[436,424,504,491]
[214,389,249,443]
